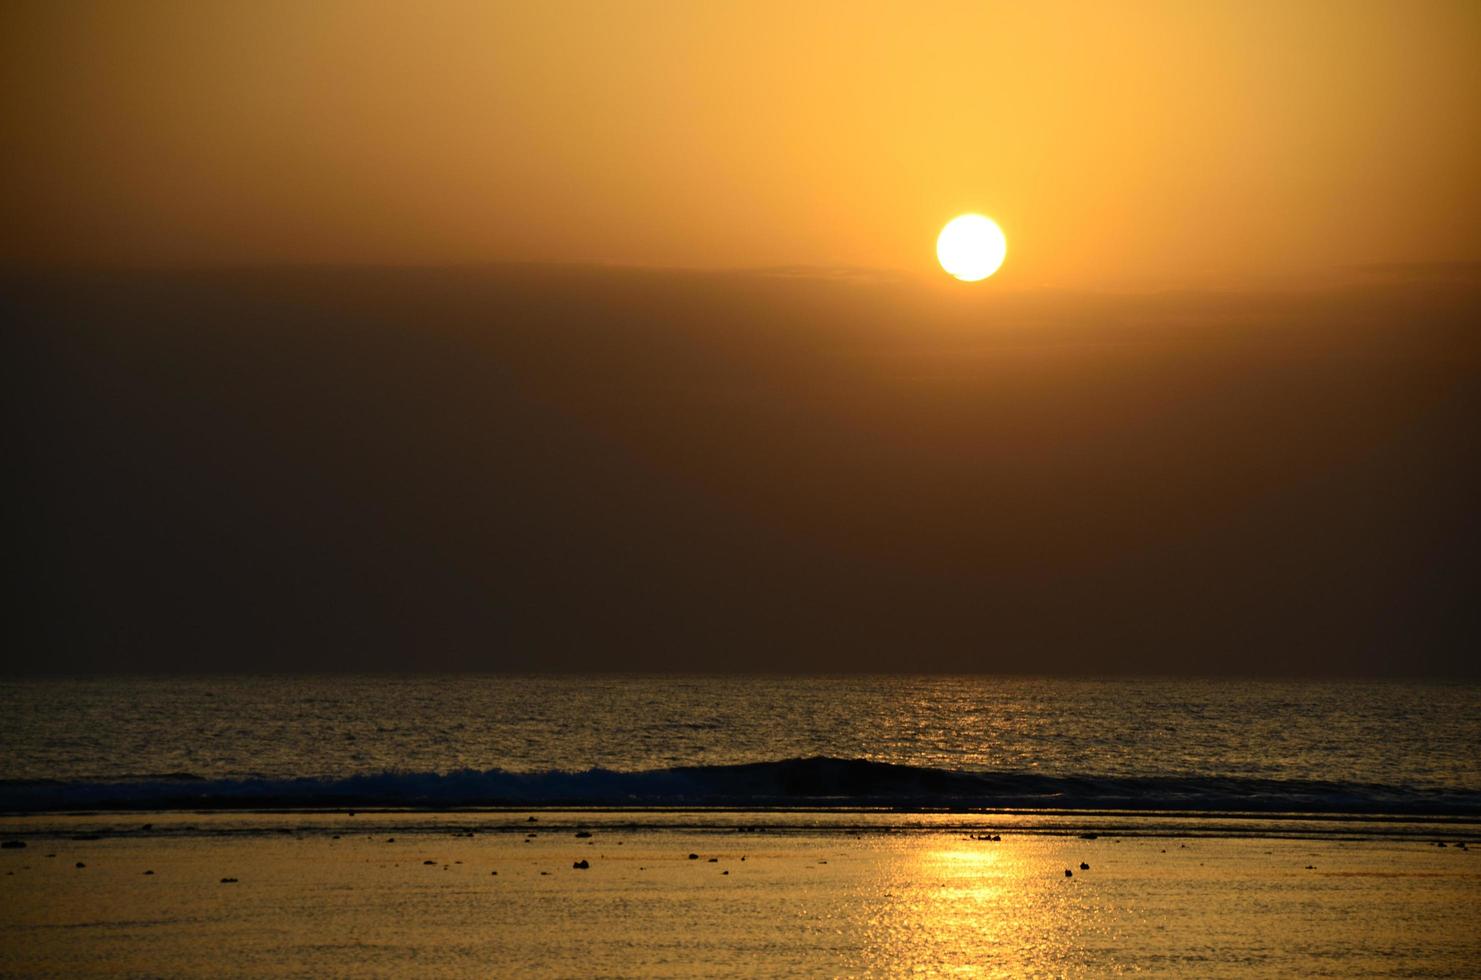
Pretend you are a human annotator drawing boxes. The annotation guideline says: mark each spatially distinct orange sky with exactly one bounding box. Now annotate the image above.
[4,0,1478,286]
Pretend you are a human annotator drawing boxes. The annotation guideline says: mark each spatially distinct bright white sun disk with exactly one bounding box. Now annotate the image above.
[937,214,1007,282]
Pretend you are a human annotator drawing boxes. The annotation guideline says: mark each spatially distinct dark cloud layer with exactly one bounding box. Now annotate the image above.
[6,266,1479,675]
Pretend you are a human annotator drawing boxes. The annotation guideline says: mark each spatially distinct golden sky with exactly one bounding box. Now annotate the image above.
[4,0,1478,285]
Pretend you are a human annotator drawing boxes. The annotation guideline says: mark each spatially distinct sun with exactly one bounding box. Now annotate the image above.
[936,214,1007,282]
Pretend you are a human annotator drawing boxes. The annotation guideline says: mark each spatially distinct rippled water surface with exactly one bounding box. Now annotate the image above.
[3,675,1477,792]
[6,822,1479,978]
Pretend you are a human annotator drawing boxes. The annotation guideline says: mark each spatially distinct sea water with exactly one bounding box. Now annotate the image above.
[2,675,1478,812]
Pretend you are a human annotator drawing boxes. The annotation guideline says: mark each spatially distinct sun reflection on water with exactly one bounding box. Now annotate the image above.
[857,840,1090,976]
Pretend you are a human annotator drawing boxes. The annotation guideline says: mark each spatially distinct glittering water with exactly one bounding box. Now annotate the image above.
[4,678,1481,976]
[3,676,1477,799]
[3,814,1479,978]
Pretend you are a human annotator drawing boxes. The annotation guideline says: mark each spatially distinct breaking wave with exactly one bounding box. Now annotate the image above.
[3,757,1478,815]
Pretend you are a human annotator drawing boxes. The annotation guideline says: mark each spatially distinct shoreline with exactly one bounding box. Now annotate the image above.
[5,807,1480,844]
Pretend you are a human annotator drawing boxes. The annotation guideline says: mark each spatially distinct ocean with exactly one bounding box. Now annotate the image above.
[4,675,1478,814]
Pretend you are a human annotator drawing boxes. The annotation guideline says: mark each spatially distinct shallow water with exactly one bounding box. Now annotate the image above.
[2,815,1478,978]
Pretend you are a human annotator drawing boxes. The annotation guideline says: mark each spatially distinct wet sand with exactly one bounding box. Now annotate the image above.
[2,811,1478,977]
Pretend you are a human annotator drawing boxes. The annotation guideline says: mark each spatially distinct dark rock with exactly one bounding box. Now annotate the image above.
[528,816,538,822]
[491,871,498,875]
[688,853,699,860]
[575,831,592,839]
[386,838,395,843]
[1079,862,1089,870]
[573,860,589,869]
[332,835,341,840]
[423,860,436,865]
[722,870,729,875]
[708,857,718,863]
[220,877,238,883]
[143,870,154,875]
[75,862,86,868]
[0,841,24,849]
[1064,869,1073,878]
